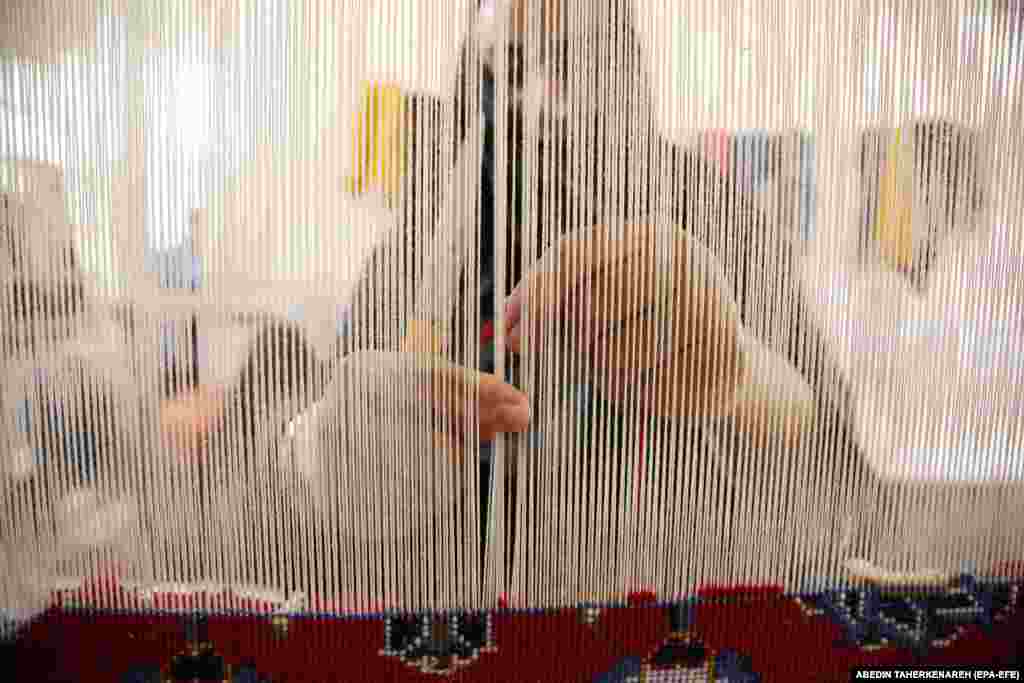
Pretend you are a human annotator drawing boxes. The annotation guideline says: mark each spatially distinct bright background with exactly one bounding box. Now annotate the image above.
[0,1,1017,298]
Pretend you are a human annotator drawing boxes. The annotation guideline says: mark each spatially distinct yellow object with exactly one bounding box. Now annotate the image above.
[874,126,915,270]
[346,82,408,202]
[400,319,447,355]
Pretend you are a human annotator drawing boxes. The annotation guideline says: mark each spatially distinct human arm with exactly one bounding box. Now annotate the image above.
[160,315,530,462]
[503,220,746,421]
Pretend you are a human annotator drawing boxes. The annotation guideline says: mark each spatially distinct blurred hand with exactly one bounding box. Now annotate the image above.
[343,351,530,462]
[159,385,226,463]
[400,320,530,448]
[503,222,745,419]
[160,352,531,465]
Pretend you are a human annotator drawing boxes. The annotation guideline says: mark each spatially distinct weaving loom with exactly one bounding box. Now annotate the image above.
[2,0,1023,680]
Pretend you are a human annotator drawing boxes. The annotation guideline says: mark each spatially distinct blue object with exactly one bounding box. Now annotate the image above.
[810,575,1008,654]
[731,131,816,244]
[593,656,643,682]
[149,236,202,292]
[17,391,99,484]
[715,650,760,681]
[232,666,269,683]
[120,665,161,683]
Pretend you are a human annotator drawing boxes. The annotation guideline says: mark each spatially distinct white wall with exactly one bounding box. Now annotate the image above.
[2,0,1017,297]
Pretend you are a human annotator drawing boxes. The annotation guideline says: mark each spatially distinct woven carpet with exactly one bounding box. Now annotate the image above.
[5,574,1023,682]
